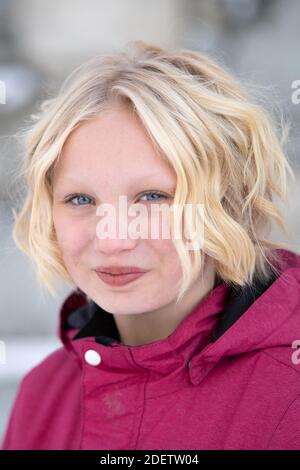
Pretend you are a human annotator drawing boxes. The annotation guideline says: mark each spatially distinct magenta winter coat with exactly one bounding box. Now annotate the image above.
[2,248,300,450]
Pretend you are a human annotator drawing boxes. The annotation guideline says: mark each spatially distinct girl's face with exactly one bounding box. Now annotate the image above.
[52,104,196,315]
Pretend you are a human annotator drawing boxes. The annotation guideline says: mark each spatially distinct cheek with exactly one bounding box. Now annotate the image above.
[149,238,183,277]
[53,211,87,259]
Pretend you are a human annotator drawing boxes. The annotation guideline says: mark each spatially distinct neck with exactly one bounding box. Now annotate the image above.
[113,258,216,346]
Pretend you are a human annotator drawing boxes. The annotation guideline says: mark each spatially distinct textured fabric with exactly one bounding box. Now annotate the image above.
[2,248,300,450]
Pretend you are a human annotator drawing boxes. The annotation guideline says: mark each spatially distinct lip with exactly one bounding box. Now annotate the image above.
[95,271,146,287]
[95,266,146,275]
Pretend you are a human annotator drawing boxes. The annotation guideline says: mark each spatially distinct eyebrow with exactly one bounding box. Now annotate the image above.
[58,175,176,190]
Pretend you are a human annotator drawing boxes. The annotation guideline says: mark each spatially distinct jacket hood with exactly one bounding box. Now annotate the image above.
[57,248,300,384]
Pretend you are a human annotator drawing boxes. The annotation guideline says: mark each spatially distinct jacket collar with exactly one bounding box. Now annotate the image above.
[59,268,278,347]
[57,249,300,385]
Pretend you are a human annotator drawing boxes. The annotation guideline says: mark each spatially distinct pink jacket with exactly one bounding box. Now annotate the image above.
[2,248,300,450]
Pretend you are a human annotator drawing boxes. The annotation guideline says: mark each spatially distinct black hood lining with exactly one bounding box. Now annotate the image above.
[65,272,278,346]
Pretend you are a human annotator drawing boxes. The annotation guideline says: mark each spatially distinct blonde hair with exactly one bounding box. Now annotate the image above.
[11,40,296,303]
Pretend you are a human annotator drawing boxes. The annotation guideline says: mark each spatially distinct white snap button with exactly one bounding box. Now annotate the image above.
[84,349,101,366]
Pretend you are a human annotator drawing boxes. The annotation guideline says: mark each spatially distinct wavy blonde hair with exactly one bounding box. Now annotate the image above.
[11,40,295,303]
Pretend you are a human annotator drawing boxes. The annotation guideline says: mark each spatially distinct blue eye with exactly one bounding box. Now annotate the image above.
[64,191,168,207]
[65,194,93,206]
[139,192,167,202]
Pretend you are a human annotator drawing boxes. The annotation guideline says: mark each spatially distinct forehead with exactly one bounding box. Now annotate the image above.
[52,105,176,186]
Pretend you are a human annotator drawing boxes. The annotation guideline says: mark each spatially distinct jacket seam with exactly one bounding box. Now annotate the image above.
[266,391,300,449]
[261,350,300,376]
[259,351,300,449]
[78,355,86,450]
[126,348,150,450]
[132,370,150,450]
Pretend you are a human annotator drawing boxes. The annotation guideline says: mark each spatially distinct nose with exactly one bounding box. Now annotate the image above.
[92,210,139,254]
[93,232,138,254]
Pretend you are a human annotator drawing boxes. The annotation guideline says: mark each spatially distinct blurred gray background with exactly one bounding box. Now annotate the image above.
[0,0,300,445]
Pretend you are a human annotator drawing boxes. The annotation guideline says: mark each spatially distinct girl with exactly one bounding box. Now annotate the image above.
[2,40,300,450]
